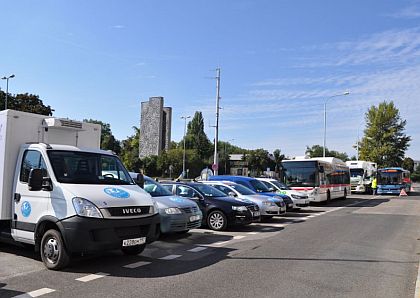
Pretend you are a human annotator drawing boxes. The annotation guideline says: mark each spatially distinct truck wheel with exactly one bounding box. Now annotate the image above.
[207,210,227,231]
[121,244,146,255]
[40,229,70,270]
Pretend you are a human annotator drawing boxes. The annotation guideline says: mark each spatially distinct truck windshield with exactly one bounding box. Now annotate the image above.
[47,150,134,185]
[350,168,364,177]
[282,161,318,187]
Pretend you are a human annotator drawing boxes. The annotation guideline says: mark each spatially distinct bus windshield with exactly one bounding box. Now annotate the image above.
[282,161,318,187]
[378,171,402,185]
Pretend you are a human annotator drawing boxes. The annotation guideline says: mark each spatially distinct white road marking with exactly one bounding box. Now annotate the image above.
[188,246,208,253]
[247,232,258,235]
[233,235,246,240]
[76,273,109,282]
[14,288,56,298]
[159,254,182,260]
[123,261,151,269]
[415,258,420,298]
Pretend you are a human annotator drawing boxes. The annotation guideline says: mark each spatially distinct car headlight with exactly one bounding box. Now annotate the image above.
[165,207,182,215]
[291,194,303,199]
[232,206,248,212]
[72,197,103,218]
[262,200,276,206]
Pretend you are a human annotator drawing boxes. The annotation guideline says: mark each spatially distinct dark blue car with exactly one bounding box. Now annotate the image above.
[208,175,294,210]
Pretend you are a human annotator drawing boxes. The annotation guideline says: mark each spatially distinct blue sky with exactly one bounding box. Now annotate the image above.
[1,0,419,159]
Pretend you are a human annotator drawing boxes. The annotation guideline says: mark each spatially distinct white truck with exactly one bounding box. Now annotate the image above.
[0,110,159,270]
[345,160,377,193]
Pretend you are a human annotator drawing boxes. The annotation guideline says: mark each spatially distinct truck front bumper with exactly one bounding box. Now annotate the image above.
[58,214,160,254]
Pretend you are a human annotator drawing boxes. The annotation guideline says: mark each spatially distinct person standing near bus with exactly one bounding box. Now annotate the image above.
[372,176,377,195]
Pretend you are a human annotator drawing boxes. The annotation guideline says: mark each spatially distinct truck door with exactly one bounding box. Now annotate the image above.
[12,150,51,243]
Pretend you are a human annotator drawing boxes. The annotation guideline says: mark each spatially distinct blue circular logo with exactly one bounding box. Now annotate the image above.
[104,187,130,199]
[21,201,31,217]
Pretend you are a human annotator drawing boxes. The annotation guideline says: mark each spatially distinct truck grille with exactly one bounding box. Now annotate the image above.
[106,206,151,217]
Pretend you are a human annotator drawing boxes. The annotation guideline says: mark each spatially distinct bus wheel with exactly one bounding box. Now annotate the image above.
[326,191,331,204]
[342,189,347,200]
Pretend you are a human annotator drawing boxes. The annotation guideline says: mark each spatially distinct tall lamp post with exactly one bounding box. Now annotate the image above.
[181,115,191,178]
[1,74,15,110]
[323,91,350,157]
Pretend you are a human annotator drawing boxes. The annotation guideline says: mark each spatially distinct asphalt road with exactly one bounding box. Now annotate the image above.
[1,189,420,298]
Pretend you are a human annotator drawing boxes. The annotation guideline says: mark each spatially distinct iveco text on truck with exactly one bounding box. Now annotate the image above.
[0,110,159,270]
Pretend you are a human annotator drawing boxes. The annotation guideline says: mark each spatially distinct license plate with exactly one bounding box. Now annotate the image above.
[122,237,146,247]
[252,211,260,217]
[189,215,200,222]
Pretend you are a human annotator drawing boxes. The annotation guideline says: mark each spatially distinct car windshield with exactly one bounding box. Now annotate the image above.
[193,184,227,197]
[229,184,256,195]
[143,178,173,197]
[249,179,271,192]
[350,168,364,177]
[270,180,291,190]
[47,150,134,185]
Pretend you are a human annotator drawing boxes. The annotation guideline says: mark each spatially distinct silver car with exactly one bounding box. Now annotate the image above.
[200,181,285,219]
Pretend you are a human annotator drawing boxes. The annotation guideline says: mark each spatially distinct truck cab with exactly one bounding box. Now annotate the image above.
[0,110,159,270]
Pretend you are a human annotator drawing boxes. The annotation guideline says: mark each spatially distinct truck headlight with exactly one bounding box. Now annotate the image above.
[72,197,103,218]
[165,207,182,214]
[232,206,248,212]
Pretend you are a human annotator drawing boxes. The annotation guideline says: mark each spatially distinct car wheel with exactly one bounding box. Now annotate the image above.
[40,229,70,270]
[121,244,146,255]
[207,210,227,231]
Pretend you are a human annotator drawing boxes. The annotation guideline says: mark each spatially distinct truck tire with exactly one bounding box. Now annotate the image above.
[40,229,70,270]
[121,244,146,255]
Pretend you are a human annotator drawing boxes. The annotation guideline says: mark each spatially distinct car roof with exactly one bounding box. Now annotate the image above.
[211,175,255,181]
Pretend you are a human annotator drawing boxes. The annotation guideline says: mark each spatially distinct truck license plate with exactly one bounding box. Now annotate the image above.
[122,237,146,247]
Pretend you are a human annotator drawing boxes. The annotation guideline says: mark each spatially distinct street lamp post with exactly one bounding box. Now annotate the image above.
[1,74,15,110]
[181,115,191,178]
[323,91,350,157]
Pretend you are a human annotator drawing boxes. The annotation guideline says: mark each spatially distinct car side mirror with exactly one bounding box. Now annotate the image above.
[135,173,144,188]
[228,191,237,197]
[28,169,43,191]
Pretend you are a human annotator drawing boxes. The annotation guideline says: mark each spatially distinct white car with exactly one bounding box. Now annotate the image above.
[200,180,286,219]
[257,178,310,208]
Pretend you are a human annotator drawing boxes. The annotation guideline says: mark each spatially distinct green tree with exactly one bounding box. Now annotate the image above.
[245,149,270,176]
[305,145,349,161]
[84,119,121,154]
[401,157,414,172]
[411,166,420,182]
[184,111,212,160]
[359,101,411,167]
[0,91,54,115]
[141,155,159,177]
[273,149,285,173]
[120,127,142,172]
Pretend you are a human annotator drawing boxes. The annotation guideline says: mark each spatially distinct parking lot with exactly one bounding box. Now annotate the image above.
[1,193,420,298]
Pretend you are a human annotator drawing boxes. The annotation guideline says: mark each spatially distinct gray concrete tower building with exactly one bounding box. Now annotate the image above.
[139,97,172,158]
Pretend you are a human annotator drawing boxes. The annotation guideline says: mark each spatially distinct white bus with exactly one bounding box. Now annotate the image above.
[281,157,350,203]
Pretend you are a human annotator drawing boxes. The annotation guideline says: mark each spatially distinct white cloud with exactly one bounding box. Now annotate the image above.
[387,4,420,19]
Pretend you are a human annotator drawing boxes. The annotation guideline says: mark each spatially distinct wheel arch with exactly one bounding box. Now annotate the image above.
[35,216,65,252]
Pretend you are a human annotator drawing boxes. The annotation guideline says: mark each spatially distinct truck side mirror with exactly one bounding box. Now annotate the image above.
[136,173,145,188]
[28,169,43,191]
